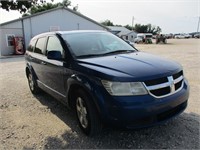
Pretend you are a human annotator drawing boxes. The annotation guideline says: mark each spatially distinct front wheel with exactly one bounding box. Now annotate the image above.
[75,89,102,136]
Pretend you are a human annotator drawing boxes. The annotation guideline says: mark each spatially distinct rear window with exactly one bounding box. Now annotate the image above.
[27,39,37,52]
[146,35,152,38]
[34,37,46,55]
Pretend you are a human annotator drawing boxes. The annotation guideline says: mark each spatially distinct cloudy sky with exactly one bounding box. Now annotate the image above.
[0,0,199,33]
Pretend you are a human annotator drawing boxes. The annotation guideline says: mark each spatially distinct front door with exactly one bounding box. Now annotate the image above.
[41,36,65,96]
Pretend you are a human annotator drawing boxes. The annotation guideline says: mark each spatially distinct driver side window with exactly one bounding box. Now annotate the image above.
[46,36,63,55]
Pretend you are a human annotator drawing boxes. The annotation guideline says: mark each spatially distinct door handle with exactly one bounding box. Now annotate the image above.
[41,61,47,65]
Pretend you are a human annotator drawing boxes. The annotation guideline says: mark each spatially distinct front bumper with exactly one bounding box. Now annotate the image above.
[97,79,189,128]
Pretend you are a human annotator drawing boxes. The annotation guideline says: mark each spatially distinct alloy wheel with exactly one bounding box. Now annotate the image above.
[76,97,88,129]
[28,73,34,91]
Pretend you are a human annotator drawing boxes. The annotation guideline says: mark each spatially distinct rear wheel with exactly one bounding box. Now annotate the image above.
[75,89,102,136]
[27,72,40,94]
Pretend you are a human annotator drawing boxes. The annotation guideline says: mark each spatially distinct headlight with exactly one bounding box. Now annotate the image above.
[102,80,148,96]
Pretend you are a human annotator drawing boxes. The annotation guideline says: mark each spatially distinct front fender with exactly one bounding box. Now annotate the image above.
[66,74,106,118]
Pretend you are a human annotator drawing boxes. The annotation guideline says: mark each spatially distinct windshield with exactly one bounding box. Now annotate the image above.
[146,34,152,38]
[137,35,144,38]
[61,32,136,58]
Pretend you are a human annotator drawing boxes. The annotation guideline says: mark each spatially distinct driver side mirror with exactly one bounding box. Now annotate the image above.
[47,51,62,60]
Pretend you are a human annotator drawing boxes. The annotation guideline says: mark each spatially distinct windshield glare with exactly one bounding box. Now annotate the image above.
[61,32,136,57]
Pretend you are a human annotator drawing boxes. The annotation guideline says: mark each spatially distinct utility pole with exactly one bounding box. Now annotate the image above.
[197,16,200,32]
[132,16,134,31]
[77,23,79,30]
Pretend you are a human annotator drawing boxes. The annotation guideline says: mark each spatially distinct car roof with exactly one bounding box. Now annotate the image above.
[57,30,108,35]
[32,30,108,39]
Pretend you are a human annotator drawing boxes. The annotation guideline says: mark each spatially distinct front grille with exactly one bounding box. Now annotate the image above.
[144,71,184,98]
[145,77,168,86]
[173,70,183,79]
[150,87,170,97]
[175,79,183,90]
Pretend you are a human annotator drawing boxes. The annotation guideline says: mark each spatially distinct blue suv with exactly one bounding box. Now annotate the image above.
[25,31,189,136]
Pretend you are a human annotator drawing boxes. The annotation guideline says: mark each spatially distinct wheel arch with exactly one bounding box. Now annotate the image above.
[25,63,38,80]
[67,76,102,118]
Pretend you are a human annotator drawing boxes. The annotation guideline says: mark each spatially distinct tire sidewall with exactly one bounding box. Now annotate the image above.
[28,72,39,94]
[75,90,93,135]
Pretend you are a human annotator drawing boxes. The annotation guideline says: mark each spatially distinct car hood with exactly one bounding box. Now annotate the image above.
[76,52,182,81]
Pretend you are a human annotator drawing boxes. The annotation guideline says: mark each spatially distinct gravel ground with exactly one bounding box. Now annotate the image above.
[0,39,199,149]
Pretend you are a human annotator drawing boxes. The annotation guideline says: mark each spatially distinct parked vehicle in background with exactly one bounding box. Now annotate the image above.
[156,34,167,44]
[194,33,200,38]
[152,35,157,39]
[183,34,192,38]
[175,34,192,39]
[175,34,185,39]
[25,30,189,136]
[164,34,173,39]
[134,37,143,43]
[136,33,153,44]
[189,32,199,38]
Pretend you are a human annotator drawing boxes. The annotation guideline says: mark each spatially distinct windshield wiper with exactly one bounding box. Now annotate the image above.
[103,50,135,55]
[77,50,135,58]
[77,54,104,58]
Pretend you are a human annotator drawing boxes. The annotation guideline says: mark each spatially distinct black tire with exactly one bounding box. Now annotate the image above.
[27,71,40,94]
[75,89,102,136]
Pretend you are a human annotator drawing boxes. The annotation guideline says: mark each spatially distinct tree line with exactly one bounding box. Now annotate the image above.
[0,0,77,16]
[101,19,162,35]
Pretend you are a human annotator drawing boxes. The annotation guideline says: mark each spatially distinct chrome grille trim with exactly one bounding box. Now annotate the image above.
[174,75,184,84]
[143,73,184,98]
[145,82,171,91]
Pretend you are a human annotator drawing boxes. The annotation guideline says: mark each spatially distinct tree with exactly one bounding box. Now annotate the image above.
[115,24,122,27]
[0,0,77,15]
[101,20,114,26]
[134,24,148,33]
[22,0,72,16]
[100,20,161,34]
[124,24,133,31]
[62,0,71,7]
[0,0,44,13]
[134,23,161,34]
[146,24,162,35]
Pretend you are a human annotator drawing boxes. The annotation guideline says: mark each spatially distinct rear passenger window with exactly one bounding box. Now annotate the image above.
[46,36,63,55]
[27,39,36,52]
[34,37,46,54]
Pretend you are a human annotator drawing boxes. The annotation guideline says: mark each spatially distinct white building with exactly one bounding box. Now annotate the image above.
[107,26,137,42]
[0,6,108,57]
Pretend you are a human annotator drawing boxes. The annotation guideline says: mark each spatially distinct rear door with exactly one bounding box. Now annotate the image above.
[31,36,47,83]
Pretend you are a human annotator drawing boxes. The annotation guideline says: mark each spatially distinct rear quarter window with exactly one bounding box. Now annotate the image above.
[27,39,36,52]
[34,37,46,55]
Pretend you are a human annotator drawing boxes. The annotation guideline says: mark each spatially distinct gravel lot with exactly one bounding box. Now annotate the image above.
[0,39,199,149]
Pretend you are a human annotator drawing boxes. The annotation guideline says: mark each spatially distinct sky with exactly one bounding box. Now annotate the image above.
[0,0,199,33]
